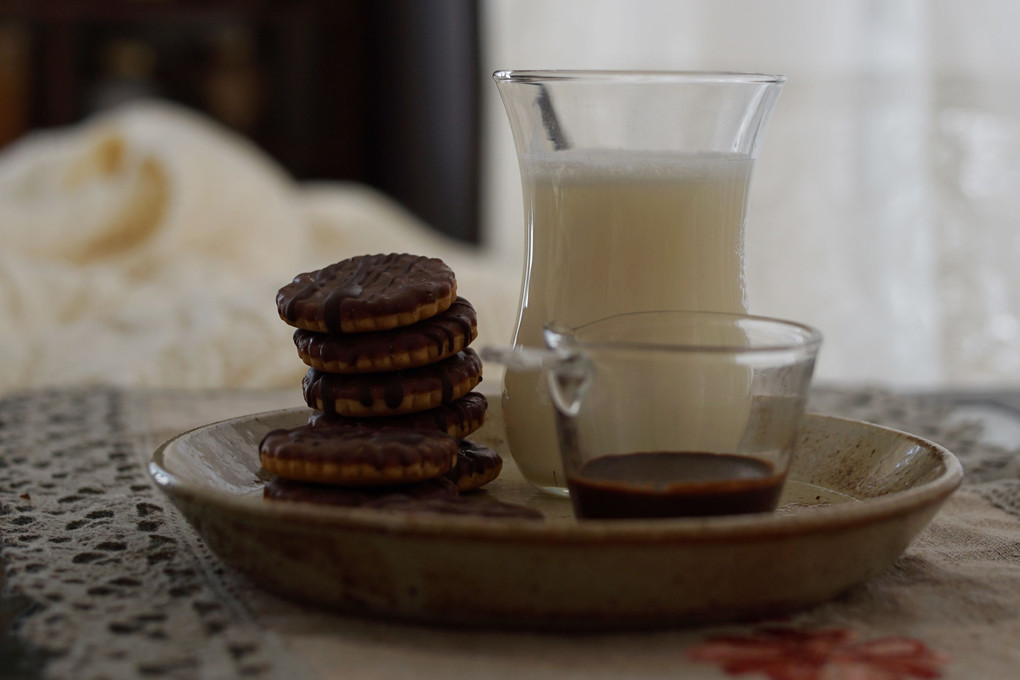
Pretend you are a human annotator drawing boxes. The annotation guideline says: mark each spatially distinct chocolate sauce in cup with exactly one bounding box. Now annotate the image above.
[567,451,785,519]
[484,310,821,520]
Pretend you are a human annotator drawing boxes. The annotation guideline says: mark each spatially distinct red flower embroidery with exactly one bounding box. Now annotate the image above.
[687,627,949,680]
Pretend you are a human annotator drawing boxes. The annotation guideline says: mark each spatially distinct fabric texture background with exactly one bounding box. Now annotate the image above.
[481,0,1020,387]
[0,102,518,395]
[2,385,1019,679]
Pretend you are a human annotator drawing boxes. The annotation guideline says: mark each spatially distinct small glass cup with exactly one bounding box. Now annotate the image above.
[541,311,821,520]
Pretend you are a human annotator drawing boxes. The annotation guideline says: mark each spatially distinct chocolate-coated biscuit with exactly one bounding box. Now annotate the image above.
[308,392,488,439]
[293,297,478,373]
[259,426,458,486]
[445,439,502,492]
[302,349,482,417]
[263,475,458,506]
[277,253,457,334]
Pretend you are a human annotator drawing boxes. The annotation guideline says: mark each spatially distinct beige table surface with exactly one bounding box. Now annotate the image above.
[3,384,1020,680]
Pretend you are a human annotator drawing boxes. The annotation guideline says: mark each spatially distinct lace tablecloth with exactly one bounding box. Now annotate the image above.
[3,385,1020,680]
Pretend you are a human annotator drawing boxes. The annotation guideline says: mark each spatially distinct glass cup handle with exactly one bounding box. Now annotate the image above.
[480,346,594,416]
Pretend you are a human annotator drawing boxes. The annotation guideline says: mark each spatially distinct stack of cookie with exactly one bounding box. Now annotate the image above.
[260,253,508,505]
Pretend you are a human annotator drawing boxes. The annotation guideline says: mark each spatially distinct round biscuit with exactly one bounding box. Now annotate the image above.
[302,349,483,417]
[276,253,457,334]
[259,426,458,486]
[445,439,503,492]
[308,392,488,439]
[263,475,458,506]
[294,297,478,373]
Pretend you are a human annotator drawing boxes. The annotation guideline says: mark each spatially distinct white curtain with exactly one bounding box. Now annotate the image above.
[480,0,1020,388]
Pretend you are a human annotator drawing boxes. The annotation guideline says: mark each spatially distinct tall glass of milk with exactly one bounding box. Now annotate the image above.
[492,71,785,496]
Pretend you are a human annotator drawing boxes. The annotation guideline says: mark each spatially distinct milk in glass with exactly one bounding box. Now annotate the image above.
[502,150,754,494]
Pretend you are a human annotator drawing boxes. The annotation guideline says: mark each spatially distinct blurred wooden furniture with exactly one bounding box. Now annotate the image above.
[0,0,481,242]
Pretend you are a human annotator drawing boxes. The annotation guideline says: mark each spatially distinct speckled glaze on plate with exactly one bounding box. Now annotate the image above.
[148,402,962,629]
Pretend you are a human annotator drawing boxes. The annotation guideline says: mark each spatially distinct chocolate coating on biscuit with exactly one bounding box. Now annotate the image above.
[277,253,456,333]
[303,349,482,415]
[294,297,478,373]
[445,439,502,491]
[308,392,488,437]
[260,426,457,473]
[264,476,458,506]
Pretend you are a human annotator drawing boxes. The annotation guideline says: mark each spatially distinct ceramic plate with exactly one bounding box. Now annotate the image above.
[149,402,962,629]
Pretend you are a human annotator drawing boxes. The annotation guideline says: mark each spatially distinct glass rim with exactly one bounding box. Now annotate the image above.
[492,69,787,85]
[545,310,822,356]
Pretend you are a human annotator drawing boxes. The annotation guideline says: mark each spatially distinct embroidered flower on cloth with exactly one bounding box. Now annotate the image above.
[686,627,950,680]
